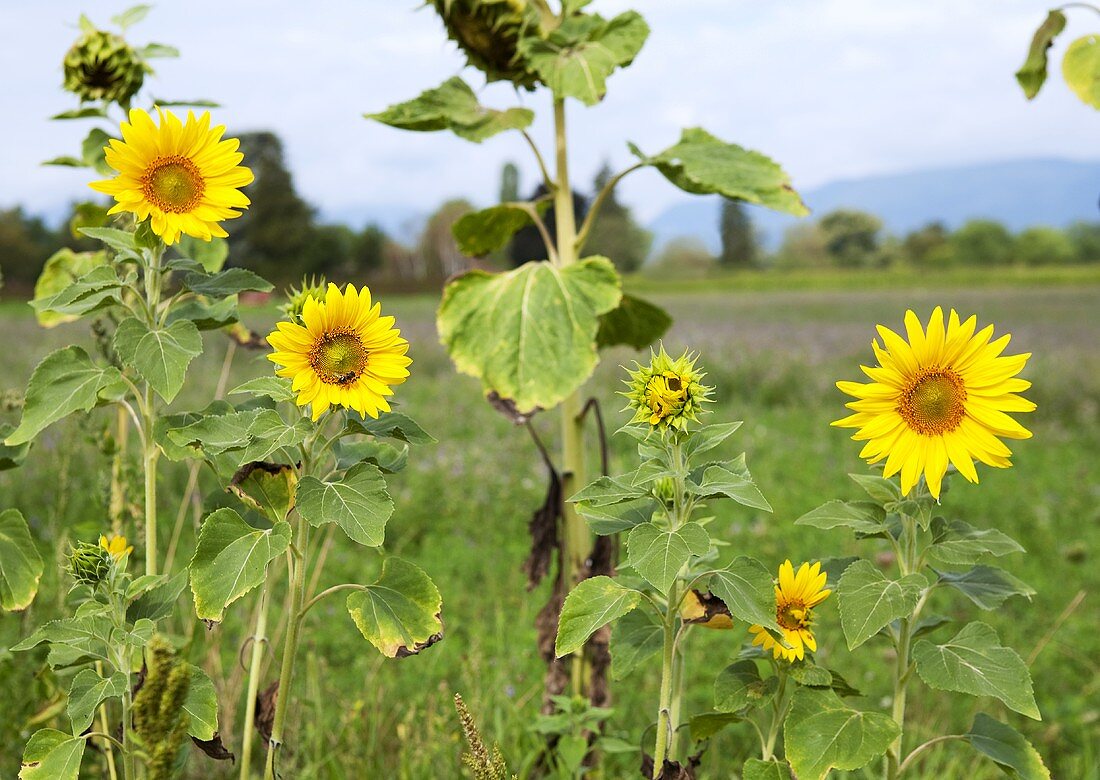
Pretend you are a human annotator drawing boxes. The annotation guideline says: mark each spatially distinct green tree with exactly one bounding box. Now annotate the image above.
[584,162,652,273]
[773,222,830,268]
[0,207,63,290]
[950,219,1013,266]
[1066,221,1100,263]
[647,237,714,278]
[351,224,389,274]
[500,161,520,203]
[902,221,951,267]
[1015,226,1076,265]
[230,131,317,282]
[718,198,757,268]
[819,209,883,267]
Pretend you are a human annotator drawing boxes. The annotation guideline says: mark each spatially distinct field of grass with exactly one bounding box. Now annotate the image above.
[1,276,1098,779]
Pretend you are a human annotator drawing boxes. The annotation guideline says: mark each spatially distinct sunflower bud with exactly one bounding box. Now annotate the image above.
[281,275,329,325]
[429,0,542,89]
[623,346,712,432]
[67,541,113,586]
[62,28,146,105]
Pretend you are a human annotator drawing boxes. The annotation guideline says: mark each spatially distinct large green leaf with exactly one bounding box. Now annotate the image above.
[126,571,186,623]
[913,622,1040,719]
[229,376,295,403]
[556,576,641,656]
[182,664,219,740]
[626,521,709,593]
[452,204,533,256]
[937,565,1035,610]
[1062,34,1100,108]
[837,560,927,649]
[577,496,655,535]
[31,249,110,327]
[19,729,86,780]
[742,758,791,780]
[687,465,771,511]
[366,76,534,142]
[570,474,647,506]
[596,293,672,350]
[437,257,621,413]
[30,265,124,324]
[714,660,778,713]
[965,713,1051,779]
[346,558,444,657]
[706,557,778,630]
[0,424,31,471]
[5,347,125,446]
[783,688,899,780]
[175,235,228,272]
[188,508,291,622]
[0,509,43,611]
[344,411,435,444]
[1016,11,1067,99]
[228,462,298,523]
[182,267,273,297]
[929,518,1024,566]
[113,317,203,403]
[795,500,885,533]
[67,669,128,734]
[633,127,808,216]
[297,462,394,546]
[11,614,114,664]
[517,12,649,106]
[610,608,662,680]
[165,295,239,331]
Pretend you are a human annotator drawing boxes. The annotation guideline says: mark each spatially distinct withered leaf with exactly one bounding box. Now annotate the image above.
[523,466,561,590]
[192,732,235,763]
[681,589,734,630]
[255,681,278,746]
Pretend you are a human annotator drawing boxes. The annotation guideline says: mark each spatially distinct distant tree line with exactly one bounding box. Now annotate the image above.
[2,131,1098,295]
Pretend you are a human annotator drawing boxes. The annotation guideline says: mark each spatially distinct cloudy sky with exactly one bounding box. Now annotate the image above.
[2,0,1098,225]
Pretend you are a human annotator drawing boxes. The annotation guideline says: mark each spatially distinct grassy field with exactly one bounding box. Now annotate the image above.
[1,276,1098,779]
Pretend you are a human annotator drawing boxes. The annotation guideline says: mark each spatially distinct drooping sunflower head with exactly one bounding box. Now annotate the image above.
[430,0,542,88]
[623,346,712,431]
[62,28,147,105]
[68,541,114,586]
[281,275,329,325]
[99,533,133,560]
[749,560,830,662]
[833,307,1035,499]
[90,108,254,245]
[267,283,412,421]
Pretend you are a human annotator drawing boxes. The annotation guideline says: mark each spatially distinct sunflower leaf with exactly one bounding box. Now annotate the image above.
[715,660,778,713]
[783,688,899,780]
[626,521,709,593]
[113,317,204,403]
[1015,10,1067,99]
[688,465,771,511]
[569,474,647,506]
[795,500,884,533]
[837,560,927,649]
[1062,34,1100,108]
[438,258,622,413]
[346,558,443,657]
[913,622,1040,719]
[610,607,662,680]
[929,518,1025,565]
[936,565,1035,610]
[19,729,86,780]
[964,713,1051,779]
[0,509,44,612]
[182,268,273,298]
[577,496,656,535]
[67,669,128,734]
[182,664,219,741]
[296,462,394,547]
[452,204,533,256]
[31,249,111,327]
[741,758,791,780]
[706,557,778,631]
[556,576,642,657]
[343,412,435,444]
[596,294,672,350]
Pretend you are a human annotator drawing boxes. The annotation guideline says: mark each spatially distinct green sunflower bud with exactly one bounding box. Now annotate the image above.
[622,346,713,432]
[429,0,542,89]
[67,541,113,586]
[281,275,329,325]
[62,28,146,105]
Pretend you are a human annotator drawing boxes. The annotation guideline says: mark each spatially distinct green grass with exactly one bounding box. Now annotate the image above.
[1,280,1097,779]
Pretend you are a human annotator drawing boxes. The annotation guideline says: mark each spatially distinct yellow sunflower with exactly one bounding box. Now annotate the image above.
[749,560,830,662]
[833,307,1035,499]
[267,283,412,421]
[90,107,253,245]
[99,533,133,560]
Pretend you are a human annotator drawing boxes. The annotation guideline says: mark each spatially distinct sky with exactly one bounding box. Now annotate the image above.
[2,0,1099,226]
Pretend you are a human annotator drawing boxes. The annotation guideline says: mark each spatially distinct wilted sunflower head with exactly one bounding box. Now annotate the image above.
[623,346,712,431]
[63,28,147,105]
[429,0,542,88]
[281,275,329,325]
[67,541,114,586]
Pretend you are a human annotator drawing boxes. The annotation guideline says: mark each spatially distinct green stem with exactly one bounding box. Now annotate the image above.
[886,513,921,780]
[95,661,119,780]
[264,518,309,780]
[141,243,164,577]
[652,602,677,777]
[239,584,273,780]
[667,639,685,762]
[552,95,592,698]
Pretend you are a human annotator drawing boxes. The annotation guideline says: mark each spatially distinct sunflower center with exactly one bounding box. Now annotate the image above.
[899,369,967,435]
[777,600,810,631]
[142,156,205,213]
[645,373,688,419]
[309,330,368,386]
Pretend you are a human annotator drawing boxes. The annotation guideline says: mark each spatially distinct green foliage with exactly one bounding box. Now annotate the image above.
[555,576,642,656]
[367,77,534,142]
[438,257,621,412]
[719,199,758,268]
[188,508,291,622]
[742,758,791,780]
[819,209,884,268]
[595,294,672,351]
[965,713,1051,779]
[297,462,394,546]
[783,688,900,780]
[67,668,128,733]
[706,557,779,628]
[836,560,927,649]
[113,317,203,403]
[1015,226,1076,266]
[0,509,43,611]
[951,219,1014,266]
[346,557,443,657]
[913,622,1040,719]
[584,162,653,272]
[452,204,534,256]
[626,521,709,593]
[1062,34,1100,107]
[30,248,108,327]
[714,661,778,713]
[18,729,86,780]
[609,608,662,680]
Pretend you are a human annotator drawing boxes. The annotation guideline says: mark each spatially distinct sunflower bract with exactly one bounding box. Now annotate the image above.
[833,307,1035,499]
[623,346,712,431]
[62,28,146,104]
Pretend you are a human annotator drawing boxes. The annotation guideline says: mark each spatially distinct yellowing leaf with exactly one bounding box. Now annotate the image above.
[346,558,443,658]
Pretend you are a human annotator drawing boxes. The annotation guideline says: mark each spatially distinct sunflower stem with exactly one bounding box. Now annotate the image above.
[240,583,272,780]
[141,243,164,577]
[762,669,789,761]
[886,512,921,780]
[652,598,678,778]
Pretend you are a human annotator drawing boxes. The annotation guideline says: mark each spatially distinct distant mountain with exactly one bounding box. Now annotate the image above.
[647,158,1100,254]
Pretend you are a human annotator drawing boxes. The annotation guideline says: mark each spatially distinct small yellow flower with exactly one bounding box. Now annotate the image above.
[90,107,254,245]
[749,560,830,662]
[99,534,133,559]
[832,307,1035,499]
[623,346,712,431]
[267,283,412,421]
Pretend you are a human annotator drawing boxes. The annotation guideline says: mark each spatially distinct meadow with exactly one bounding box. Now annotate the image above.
[1,273,1097,779]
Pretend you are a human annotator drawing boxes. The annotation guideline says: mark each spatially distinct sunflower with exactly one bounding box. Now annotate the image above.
[749,560,830,662]
[99,533,133,560]
[832,307,1035,499]
[267,283,412,421]
[623,346,712,431]
[90,107,253,245]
